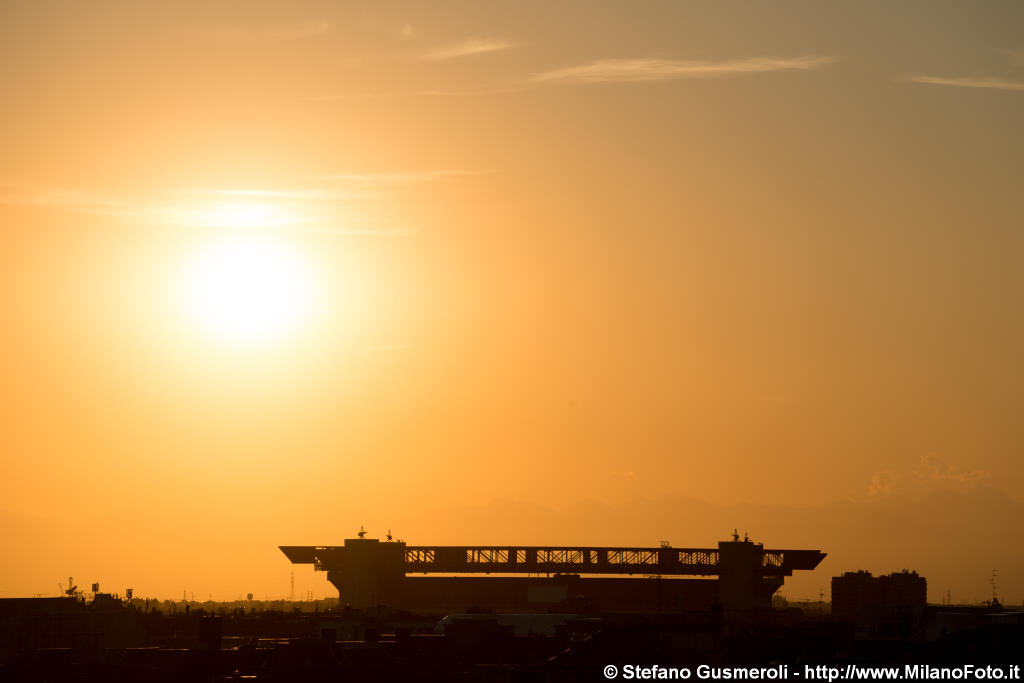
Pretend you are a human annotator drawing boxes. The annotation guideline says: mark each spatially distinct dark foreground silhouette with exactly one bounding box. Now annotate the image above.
[1,593,1021,682]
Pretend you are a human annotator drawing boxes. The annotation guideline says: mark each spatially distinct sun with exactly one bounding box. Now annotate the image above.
[181,233,317,347]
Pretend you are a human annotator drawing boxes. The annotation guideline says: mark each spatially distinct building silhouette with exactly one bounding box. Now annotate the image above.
[831,570,927,619]
[280,534,825,612]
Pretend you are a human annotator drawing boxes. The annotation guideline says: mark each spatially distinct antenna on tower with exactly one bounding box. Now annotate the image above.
[357,526,367,539]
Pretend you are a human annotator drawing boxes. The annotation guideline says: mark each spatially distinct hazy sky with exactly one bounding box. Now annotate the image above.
[1,1,1022,601]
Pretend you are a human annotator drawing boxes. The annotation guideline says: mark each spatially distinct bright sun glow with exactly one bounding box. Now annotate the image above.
[182,230,317,347]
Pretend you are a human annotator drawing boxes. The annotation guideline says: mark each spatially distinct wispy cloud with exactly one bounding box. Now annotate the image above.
[531,55,835,84]
[866,470,899,498]
[0,186,134,216]
[421,38,514,61]
[912,455,990,483]
[175,187,361,201]
[906,75,1024,92]
[0,172,489,235]
[176,20,331,43]
[310,54,829,100]
[864,455,992,500]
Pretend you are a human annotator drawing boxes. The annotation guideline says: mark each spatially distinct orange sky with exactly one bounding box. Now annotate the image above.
[1,1,1022,602]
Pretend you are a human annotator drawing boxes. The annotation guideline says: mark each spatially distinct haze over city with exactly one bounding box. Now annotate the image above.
[1,1,1021,605]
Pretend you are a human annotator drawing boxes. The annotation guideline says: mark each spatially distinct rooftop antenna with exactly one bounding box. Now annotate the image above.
[732,529,739,542]
[386,529,393,542]
[991,569,998,603]
[357,525,367,538]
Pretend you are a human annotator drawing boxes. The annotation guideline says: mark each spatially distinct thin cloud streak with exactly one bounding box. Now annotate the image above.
[176,188,361,201]
[531,55,835,84]
[421,38,514,61]
[907,75,1024,92]
[0,177,473,237]
[0,187,132,216]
